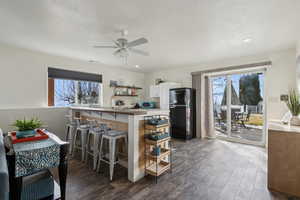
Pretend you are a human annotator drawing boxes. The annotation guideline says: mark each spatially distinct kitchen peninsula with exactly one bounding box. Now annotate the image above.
[70,107,169,182]
[268,121,300,197]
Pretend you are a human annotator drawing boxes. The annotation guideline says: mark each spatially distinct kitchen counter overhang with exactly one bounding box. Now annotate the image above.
[70,106,168,116]
[69,106,169,182]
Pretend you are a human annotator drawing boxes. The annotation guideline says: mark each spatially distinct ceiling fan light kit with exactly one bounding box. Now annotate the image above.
[93,30,149,58]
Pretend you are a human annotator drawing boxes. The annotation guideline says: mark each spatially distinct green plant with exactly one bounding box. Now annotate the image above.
[12,118,42,131]
[286,89,300,116]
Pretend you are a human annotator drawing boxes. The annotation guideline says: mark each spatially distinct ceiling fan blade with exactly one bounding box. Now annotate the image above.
[113,40,122,48]
[114,49,129,57]
[113,49,121,55]
[93,45,117,48]
[126,38,148,48]
[129,48,149,56]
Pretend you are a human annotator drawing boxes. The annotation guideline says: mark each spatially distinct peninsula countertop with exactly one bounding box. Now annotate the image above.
[268,121,300,133]
[70,106,169,115]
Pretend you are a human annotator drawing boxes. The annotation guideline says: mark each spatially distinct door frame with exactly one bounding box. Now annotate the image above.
[209,68,267,147]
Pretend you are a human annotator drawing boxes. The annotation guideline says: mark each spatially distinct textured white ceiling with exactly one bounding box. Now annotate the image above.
[0,0,299,71]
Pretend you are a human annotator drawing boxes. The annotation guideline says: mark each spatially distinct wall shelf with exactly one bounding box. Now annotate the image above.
[145,161,170,177]
[111,85,142,98]
[147,148,170,161]
[113,95,138,97]
[110,85,142,90]
[145,124,169,131]
[145,137,170,145]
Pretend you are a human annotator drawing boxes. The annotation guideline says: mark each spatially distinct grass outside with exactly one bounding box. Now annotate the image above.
[244,114,263,126]
[214,113,264,127]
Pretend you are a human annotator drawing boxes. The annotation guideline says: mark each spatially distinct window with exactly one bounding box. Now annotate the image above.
[77,81,101,105]
[54,79,76,106]
[48,68,102,107]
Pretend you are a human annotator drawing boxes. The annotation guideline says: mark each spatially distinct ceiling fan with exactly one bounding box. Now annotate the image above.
[93,30,149,58]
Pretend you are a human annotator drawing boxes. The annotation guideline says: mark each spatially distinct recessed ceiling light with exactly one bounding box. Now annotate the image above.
[243,38,252,43]
[135,65,140,68]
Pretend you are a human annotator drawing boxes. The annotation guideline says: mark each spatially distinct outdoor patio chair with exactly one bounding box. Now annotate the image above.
[218,110,240,131]
[231,111,240,131]
[214,110,222,127]
[239,110,251,129]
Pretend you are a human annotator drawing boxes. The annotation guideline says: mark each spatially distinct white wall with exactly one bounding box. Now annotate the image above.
[297,41,300,58]
[0,43,145,108]
[0,42,298,135]
[0,43,145,136]
[296,41,300,91]
[145,48,297,120]
[0,107,68,139]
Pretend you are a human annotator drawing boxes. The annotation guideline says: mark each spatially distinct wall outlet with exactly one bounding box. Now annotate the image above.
[280,94,288,102]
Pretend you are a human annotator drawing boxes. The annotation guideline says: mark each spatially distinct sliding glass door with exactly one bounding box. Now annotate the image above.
[212,70,266,146]
[212,76,229,136]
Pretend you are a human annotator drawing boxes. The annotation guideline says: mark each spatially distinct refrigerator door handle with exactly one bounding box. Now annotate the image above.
[169,104,175,109]
[173,105,188,107]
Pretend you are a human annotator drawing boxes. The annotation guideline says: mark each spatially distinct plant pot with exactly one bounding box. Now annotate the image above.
[290,116,300,126]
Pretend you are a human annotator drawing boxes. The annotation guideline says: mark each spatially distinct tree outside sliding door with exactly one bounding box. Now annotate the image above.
[230,72,264,144]
[212,71,265,146]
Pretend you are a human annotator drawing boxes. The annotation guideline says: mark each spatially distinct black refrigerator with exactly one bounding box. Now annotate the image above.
[169,88,196,140]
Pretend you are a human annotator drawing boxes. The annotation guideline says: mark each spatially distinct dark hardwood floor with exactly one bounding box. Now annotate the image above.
[54,139,299,200]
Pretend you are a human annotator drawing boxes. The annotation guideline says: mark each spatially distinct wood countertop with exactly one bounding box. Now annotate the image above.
[70,106,169,115]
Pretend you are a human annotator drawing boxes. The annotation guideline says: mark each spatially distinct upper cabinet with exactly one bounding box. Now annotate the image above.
[149,85,160,98]
[149,82,181,109]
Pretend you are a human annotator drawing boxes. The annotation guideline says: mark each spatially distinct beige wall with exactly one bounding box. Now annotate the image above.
[0,43,145,109]
[145,48,297,120]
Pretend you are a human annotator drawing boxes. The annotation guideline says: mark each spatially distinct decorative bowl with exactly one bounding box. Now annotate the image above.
[151,146,161,156]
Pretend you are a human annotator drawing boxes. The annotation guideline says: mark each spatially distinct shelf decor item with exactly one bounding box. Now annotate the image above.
[12,118,43,139]
[286,89,300,126]
[152,146,161,156]
[110,80,118,87]
[155,78,164,85]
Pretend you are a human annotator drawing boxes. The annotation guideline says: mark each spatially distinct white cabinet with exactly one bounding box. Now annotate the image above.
[149,85,160,98]
[149,82,181,109]
[159,84,170,109]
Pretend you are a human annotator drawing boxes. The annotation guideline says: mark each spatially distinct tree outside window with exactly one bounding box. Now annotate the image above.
[77,81,100,105]
[53,79,102,106]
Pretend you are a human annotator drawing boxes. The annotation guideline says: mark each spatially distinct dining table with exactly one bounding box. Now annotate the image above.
[5,130,69,200]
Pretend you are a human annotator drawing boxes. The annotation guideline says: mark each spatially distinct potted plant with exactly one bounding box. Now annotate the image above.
[286,89,300,126]
[12,118,42,138]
